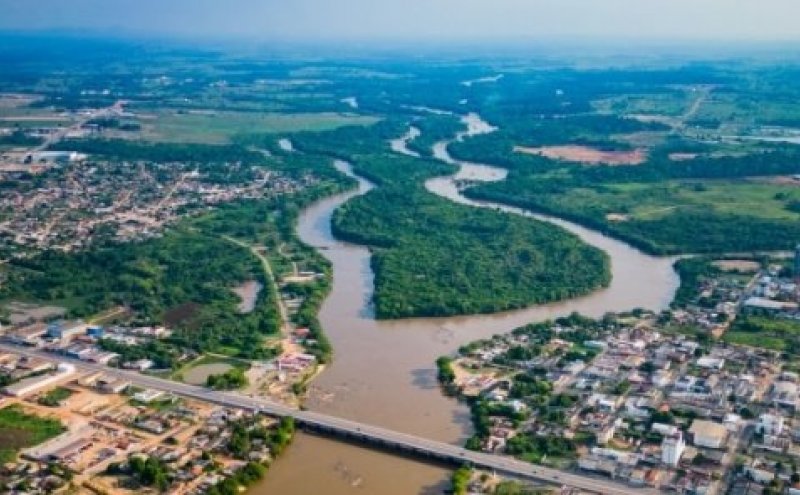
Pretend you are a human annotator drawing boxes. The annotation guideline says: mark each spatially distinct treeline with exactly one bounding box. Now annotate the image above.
[56,138,266,164]
[0,130,43,147]
[672,257,723,308]
[405,114,464,157]
[206,367,248,390]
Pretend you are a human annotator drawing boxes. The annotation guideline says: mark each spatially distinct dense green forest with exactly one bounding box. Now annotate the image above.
[292,122,610,319]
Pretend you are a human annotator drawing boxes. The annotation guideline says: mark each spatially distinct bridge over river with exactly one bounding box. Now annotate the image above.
[1,343,657,495]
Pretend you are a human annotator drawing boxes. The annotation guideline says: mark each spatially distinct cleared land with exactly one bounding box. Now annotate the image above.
[135,111,380,144]
[514,145,647,166]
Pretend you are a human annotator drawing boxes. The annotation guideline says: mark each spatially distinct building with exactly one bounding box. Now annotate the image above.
[689,420,728,449]
[771,380,799,411]
[29,151,85,164]
[3,323,48,346]
[662,432,686,467]
[795,244,800,280]
[133,389,165,403]
[743,297,799,312]
[3,363,75,397]
[46,321,89,341]
[758,413,785,436]
[86,326,104,339]
[96,377,130,394]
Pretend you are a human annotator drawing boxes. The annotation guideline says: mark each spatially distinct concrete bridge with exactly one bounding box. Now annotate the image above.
[1,344,658,495]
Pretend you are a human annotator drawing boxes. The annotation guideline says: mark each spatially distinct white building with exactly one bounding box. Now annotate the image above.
[662,432,686,467]
[758,413,785,436]
[696,357,725,370]
[652,423,679,437]
[3,362,75,397]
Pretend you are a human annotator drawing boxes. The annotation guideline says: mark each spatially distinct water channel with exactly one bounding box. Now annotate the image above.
[254,114,680,494]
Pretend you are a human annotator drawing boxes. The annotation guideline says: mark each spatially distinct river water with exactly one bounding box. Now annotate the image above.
[254,114,679,495]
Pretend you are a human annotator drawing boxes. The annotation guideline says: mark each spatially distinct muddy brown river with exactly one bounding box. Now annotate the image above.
[253,115,679,494]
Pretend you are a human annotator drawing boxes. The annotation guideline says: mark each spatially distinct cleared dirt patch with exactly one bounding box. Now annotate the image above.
[514,145,647,166]
[712,260,761,273]
[752,175,800,187]
[232,280,262,314]
[668,152,699,161]
[606,213,630,222]
[163,302,202,327]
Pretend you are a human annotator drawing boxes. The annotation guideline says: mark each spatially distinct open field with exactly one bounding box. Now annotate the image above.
[0,404,65,463]
[471,176,800,254]
[535,179,800,223]
[712,259,761,273]
[175,354,249,385]
[134,110,380,144]
[592,90,696,117]
[723,316,800,352]
[514,144,647,165]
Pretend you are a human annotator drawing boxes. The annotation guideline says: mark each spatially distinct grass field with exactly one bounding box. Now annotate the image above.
[540,179,800,223]
[592,91,693,117]
[724,316,800,352]
[37,386,74,407]
[138,110,380,144]
[0,404,65,463]
[173,353,250,385]
[475,176,800,253]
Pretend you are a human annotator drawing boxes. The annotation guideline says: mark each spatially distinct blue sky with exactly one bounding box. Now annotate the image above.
[2,0,799,42]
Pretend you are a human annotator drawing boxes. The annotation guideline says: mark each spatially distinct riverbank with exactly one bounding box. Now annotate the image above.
[254,116,678,494]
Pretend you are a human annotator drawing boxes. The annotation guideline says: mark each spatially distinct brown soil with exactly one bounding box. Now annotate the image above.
[712,260,761,273]
[514,145,647,166]
[163,302,202,327]
[752,175,800,187]
[0,429,35,450]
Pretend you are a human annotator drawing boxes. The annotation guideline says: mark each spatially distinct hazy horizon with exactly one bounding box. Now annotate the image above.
[2,0,800,44]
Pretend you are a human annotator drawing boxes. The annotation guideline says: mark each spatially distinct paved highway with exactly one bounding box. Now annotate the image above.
[0,343,657,495]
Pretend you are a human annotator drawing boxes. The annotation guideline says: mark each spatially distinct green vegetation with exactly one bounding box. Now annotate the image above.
[206,367,248,390]
[141,110,379,144]
[37,387,74,407]
[493,481,548,495]
[106,456,170,492]
[59,138,267,164]
[0,130,43,147]
[0,405,65,463]
[672,257,723,308]
[206,462,268,495]
[228,417,295,459]
[451,465,472,495]
[337,157,609,318]
[0,136,351,362]
[436,356,457,394]
[467,176,800,255]
[506,433,582,464]
[405,114,463,157]
[292,120,610,318]
[724,316,800,354]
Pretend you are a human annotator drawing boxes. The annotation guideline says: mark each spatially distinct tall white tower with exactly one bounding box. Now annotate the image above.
[662,432,685,467]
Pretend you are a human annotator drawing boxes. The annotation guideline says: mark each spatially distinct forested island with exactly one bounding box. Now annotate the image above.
[291,122,611,319]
